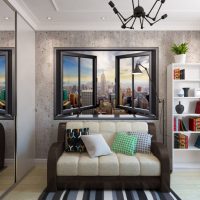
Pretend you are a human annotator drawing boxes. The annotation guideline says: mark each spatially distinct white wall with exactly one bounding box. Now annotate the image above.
[16,14,35,181]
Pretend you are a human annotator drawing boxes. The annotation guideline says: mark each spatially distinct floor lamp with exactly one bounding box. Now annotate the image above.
[133,63,165,145]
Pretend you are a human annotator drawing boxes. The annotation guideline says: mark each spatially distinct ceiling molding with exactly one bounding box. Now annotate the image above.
[6,0,38,30]
[36,21,200,31]
[50,0,59,12]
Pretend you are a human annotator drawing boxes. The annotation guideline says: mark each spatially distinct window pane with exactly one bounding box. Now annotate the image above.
[0,55,6,110]
[133,56,150,110]
[80,58,93,109]
[63,56,79,109]
[119,58,132,107]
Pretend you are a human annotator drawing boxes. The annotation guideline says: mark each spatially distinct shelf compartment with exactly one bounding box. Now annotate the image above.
[173,131,200,134]
[174,146,200,151]
[173,80,200,82]
[173,114,200,117]
[174,97,200,99]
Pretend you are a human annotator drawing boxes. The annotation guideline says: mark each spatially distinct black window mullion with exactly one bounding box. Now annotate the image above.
[78,57,81,110]
[60,52,64,115]
[132,57,135,110]
[93,57,97,106]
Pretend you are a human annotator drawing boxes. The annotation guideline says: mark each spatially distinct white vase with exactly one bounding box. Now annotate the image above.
[174,54,186,64]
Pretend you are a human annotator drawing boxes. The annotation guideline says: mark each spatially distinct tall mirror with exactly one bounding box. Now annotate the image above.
[0,0,16,197]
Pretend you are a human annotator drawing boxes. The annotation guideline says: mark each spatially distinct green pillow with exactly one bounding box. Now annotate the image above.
[111,132,138,156]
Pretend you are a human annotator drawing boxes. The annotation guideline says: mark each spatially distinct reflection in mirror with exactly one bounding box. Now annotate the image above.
[0,0,15,197]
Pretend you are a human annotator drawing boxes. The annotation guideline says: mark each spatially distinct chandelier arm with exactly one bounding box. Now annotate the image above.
[118,12,127,22]
[141,17,144,29]
[130,17,137,29]
[144,17,152,26]
[117,13,126,24]
[139,17,142,28]
[151,17,162,25]
[153,3,163,20]
[125,15,134,22]
[132,0,135,12]
[124,15,134,25]
[146,0,159,17]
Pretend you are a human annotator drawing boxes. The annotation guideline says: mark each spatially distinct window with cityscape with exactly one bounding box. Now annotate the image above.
[0,53,6,112]
[0,49,14,118]
[55,49,158,119]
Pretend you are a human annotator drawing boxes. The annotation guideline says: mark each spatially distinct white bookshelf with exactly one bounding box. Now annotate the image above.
[167,63,200,169]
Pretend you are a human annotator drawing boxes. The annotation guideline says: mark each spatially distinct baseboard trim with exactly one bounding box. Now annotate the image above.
[5,158,15,164]
[34,159,47,164]
[174,163,200,170]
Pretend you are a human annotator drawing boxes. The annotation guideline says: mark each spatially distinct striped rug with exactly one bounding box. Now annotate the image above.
[39,189,181,200]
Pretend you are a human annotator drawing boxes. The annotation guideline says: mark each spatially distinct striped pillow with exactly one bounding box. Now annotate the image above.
[128,132,152,154]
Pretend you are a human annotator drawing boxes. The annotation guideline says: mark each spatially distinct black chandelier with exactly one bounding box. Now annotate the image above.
[108,0,168,29]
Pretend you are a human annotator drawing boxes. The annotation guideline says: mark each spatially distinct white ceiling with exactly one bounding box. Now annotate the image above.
[0,0,15,30]
[4,0,200,30]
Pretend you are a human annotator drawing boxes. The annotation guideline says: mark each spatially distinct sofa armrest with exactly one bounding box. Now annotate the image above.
[47,142,64,192]
[151,142,170,192]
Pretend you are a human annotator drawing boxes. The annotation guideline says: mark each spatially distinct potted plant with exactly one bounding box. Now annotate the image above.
[171,43,188,63]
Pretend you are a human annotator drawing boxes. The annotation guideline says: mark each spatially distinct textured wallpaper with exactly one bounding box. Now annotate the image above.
[35,31,200,158]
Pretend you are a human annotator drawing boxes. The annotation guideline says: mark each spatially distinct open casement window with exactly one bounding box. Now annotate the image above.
[0,50,14,118]
[116,52,157,116]
[55,51,97,116]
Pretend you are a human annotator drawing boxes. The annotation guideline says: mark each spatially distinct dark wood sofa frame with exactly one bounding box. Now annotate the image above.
[47,122,170,192]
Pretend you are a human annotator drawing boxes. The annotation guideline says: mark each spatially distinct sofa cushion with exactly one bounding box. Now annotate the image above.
[81,134,112,158]
[65,122,149,145]
[116,153,140,176]
[99,153,119,176]
[128,132,152,154]
[111,132,138,156]
[65,128,89,152]
[57,152,80,176]
[136,153,161,176]
[78,153,98,176]
[57,152,161,176]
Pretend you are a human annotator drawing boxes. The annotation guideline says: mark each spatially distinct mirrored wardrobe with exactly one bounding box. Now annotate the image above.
[0,0,16,197]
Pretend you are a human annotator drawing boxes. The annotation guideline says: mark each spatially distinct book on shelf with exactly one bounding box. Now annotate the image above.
[174,117,188,131]
[195,101,200,114]
[173,68,185,80]
[189,117,200,131]
[174,133,189,149]
[194,135,200,148]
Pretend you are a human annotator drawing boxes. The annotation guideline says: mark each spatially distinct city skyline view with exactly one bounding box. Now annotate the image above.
[0,55,6,110]
[62,51,150,114]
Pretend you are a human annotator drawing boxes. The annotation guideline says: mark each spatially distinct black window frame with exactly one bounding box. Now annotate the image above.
[0,48,15,119]
[55,50,97,117]
[116,51,158,117]
[54,47,158,120]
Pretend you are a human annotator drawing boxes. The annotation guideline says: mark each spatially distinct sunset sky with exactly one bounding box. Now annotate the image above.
[63,51,149,89]
[0,56,6,87]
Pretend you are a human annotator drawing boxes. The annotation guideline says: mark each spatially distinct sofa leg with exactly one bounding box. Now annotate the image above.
[46,181,57,192]
[160,182,170,193]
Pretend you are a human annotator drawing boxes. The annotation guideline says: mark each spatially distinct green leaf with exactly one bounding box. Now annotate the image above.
[171,42,189,55]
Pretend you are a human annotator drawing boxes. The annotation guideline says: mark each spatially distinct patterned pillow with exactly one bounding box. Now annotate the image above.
[111,132,138,156]
[128,132,152,154]
[65,128,89,152]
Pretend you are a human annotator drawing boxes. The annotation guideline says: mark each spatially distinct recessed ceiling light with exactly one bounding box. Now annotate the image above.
[47,17,52,20]
[4,17,9,20]
[100,17,105,21]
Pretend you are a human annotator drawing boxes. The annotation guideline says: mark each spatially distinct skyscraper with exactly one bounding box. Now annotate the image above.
[101,71,106,95]
[81,90,93,114]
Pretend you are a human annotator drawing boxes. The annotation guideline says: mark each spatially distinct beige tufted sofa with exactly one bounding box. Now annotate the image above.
[47,122,170,192]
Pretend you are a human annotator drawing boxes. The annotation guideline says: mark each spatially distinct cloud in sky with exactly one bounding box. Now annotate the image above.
[63,51,149,87]
[0,56,5,86]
